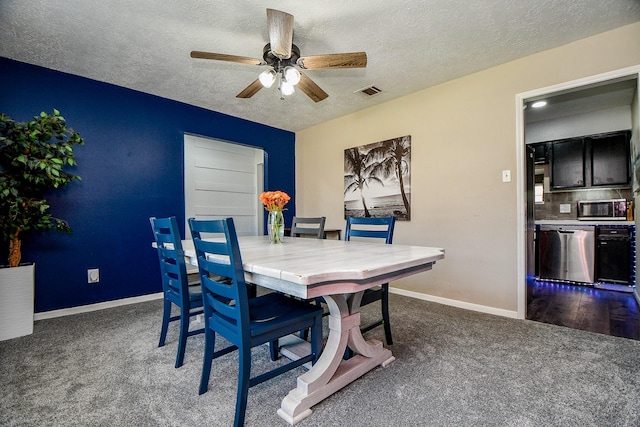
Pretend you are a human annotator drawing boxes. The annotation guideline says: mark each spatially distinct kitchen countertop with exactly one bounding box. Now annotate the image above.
[535,220,635,226]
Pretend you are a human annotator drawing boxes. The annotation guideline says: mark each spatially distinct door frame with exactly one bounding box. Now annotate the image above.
[515,65,640,319]
[183,133,265,236]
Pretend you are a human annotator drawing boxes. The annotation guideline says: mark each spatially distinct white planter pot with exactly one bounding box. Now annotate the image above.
[0,263,35,341]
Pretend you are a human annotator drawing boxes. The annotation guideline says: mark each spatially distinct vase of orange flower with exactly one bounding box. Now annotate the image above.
[260,190,290,244]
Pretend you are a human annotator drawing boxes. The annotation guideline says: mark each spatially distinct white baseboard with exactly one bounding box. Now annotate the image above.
[35,288,519,321]
[34,292,164,321]
[390,287,519,319]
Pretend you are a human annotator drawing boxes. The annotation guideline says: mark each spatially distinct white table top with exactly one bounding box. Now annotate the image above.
[183,236,445,299]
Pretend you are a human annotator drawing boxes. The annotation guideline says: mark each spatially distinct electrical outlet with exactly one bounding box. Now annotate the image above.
[88,268,100,284]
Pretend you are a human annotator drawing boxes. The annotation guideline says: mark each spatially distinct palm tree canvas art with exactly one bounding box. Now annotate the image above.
[344,135,411,220]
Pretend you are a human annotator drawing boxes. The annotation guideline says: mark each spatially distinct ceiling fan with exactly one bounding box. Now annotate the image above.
[190,8,367,102]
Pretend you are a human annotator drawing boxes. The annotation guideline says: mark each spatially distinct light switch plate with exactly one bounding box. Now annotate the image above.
[501,170,511,182]
[560,203,571,213]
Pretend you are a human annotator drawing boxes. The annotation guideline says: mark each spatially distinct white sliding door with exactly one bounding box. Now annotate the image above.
[184,134,264,236]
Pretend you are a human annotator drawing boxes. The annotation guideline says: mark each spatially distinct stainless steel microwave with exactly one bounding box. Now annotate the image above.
[577,199,627,220]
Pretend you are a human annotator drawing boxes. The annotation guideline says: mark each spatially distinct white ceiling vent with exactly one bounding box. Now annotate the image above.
[355,85,383,97]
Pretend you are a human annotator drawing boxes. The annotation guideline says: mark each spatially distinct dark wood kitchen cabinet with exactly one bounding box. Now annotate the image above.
[533,142,548,164]
[590,132,630,186]
[551,138,585,189]
[548,131,631,190]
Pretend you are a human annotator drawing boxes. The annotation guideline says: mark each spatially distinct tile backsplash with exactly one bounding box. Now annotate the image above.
[535,188,632,220]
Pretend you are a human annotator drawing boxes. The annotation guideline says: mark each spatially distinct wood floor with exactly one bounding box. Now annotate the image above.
[527,280,640,340]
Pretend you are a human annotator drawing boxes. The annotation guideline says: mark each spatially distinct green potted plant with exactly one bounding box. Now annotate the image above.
[0,109,83,340]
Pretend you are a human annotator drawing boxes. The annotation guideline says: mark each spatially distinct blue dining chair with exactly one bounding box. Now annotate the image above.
[188,217,324,427]
[150,216,204,369]
[345,216,396,345]
[290,216,326,239]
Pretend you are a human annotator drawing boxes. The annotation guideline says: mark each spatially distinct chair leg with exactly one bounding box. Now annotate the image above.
[269,340,279,361]
[158,299,171,347]
[344,347,354,360]
[311,313,322,364]
[246,283,257,299]
[175,307,190,368]
[300,299,322,341]
[381,284,393,345]
[198,328,215,395]
[234,346,251,427]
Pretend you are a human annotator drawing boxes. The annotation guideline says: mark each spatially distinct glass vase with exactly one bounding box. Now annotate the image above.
[267,209,284,244]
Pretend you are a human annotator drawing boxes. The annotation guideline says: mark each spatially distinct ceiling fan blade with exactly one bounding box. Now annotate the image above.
[298,52,367,70]
[236,79,263,99]
[297,73,328,102]
[191,51,263,65]
[266,8,294,59]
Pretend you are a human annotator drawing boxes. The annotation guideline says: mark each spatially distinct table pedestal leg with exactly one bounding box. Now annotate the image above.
[277,292,395,425]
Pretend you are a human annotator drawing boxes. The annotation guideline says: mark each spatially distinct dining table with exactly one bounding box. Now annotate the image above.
[181,235,445,425]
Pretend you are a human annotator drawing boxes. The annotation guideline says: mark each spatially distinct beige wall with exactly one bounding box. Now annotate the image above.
[296,22,640,315]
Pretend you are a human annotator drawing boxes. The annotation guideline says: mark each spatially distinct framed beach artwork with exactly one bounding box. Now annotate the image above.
[344,135,411,221]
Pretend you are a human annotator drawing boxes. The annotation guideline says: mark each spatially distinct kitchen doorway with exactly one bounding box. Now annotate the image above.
[515,66,640,329]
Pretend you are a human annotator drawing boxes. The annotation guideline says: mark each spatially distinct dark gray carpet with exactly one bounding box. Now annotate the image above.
[1,294,639,426]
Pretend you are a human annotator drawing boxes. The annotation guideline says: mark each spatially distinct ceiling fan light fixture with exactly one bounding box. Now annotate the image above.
[281,80,295,96]
[283,66,301,85]
[191,9,366,103]
[259,68,277,88]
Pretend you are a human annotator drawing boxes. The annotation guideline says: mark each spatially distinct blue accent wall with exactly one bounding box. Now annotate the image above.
[0,57,296,313]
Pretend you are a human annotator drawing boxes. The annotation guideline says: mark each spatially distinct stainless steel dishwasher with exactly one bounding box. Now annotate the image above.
[538,225,595,283]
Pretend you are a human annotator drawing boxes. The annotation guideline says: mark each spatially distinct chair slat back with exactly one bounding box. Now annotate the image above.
[150,217,190,301]
[344,216,396,244]
[188,217,249,347]
[291,216,326,239]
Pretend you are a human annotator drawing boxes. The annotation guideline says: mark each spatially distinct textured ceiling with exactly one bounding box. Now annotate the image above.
[1,0,640,132]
